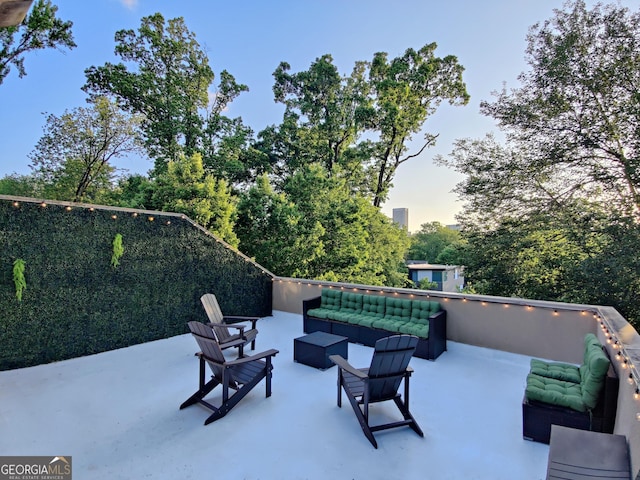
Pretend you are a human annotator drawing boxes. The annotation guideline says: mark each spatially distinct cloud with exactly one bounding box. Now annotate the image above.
[120,0,138,9]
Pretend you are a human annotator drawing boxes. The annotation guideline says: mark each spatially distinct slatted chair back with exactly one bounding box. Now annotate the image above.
[200,293,232,343]
[187,321,227,379]
[367,335,419,402]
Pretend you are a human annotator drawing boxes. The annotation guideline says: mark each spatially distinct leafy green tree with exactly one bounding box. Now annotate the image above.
[151,152,238,246]
[262,45,468,206]
[235,174,324,276]
[0,173,40,196]
[441,1,640,226]
[0,0,75,85]
[83,14,214,172]
[28,97,142,202]
[407,221,460,262]
[237,166,410,284]
[437,1,640,328]
[366,44,469,207]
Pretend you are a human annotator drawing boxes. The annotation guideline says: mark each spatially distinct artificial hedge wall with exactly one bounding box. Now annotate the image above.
[0,196,273,370]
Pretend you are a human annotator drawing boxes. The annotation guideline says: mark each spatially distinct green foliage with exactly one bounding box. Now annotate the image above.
[441,1,640,226]
[111,233,124,268]
[83,13,251,179]
[262,44,469,206]
[435,1,640,330]
[151,152,239,247]
[418,278,438,290]
[237,166,410,286]
[12,258,26,301]
[407,222,461,262]
[0,198,272,370]
[0,0,76,85]
[28,97,142,203]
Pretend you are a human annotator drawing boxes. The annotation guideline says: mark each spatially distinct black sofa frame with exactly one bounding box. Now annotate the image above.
[302,296,447,360]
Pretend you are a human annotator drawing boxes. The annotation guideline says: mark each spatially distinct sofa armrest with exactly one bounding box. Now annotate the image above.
[303,296,322,319]
[427,309,447,358]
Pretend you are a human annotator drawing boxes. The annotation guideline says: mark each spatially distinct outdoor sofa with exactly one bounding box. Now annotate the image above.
[302,288,446,360]
[522,333,619,444]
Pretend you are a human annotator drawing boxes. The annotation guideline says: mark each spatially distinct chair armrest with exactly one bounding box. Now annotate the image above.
[329,355,368,379]
[223,315,259,330]
[210,322,246,335]
[226,349,279,366]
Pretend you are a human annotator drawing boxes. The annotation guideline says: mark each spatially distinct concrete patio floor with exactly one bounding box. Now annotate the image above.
[0,311,549,479]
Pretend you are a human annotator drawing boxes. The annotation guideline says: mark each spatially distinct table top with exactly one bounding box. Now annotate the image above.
[295,331,348,347]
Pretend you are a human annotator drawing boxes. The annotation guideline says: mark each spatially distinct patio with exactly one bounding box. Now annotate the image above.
[0,310,549,479]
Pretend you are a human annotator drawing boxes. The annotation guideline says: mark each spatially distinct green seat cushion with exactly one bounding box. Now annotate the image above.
[580,342,610,409]
[319,289,342,310]
[384,297,412,323]
[306,308,332,319]
[398,322,429,338]
[356,315,379,328]
[328,311,354,323]
[525,373,586,412]
[371,318,404,333]
[529,359,581,383]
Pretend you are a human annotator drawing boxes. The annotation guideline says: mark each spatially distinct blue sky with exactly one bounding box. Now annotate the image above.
[0,0,627,230]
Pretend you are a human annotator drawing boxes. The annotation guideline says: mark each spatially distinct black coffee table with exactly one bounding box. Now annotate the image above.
[294,331,348,370]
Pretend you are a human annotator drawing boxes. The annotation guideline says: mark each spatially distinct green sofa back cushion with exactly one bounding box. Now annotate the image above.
[384,297,411,322]
[320,289,342,310]
[580,341,610,409]
[410,300,441,324]
[361,295,386,317]
[340,292,363,313]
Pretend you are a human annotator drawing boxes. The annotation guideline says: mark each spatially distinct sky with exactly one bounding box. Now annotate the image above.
[0,0,629,231]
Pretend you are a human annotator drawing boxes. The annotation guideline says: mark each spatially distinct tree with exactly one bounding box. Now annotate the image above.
[83,14,216,171]
[28,97,142,202]
[441,1,640,226]
[151,152,238,246]
[0,173,41,196]
[235,174,324,276]
[262,45,469,206]
[237,165,410,285]
[0,0,75,85]
[366,44,469,207]
[407,221,461,262]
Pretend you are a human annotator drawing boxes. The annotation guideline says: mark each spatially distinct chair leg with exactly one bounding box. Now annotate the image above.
[393,397,424,438]
[343,387,377,448]
[204,369,268,425]
[180,356,219,410]
[337,370,343,408]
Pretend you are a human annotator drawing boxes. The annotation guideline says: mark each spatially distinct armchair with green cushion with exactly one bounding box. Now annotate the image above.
[522,333,619,444]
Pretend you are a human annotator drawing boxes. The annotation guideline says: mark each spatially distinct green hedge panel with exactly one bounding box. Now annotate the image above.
[0,199,273,370]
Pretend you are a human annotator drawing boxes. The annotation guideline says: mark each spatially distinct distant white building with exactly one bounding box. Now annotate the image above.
[392,208,409,230]
[407,263,464,292]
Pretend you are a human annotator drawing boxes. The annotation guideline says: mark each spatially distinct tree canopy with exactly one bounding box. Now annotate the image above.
[439,0,640,327]
[0,0,75,85]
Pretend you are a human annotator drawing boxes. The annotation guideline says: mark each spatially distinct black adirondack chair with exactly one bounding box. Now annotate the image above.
[180,321,278,425]
[200,293,259,357]
[329,334,423,448]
